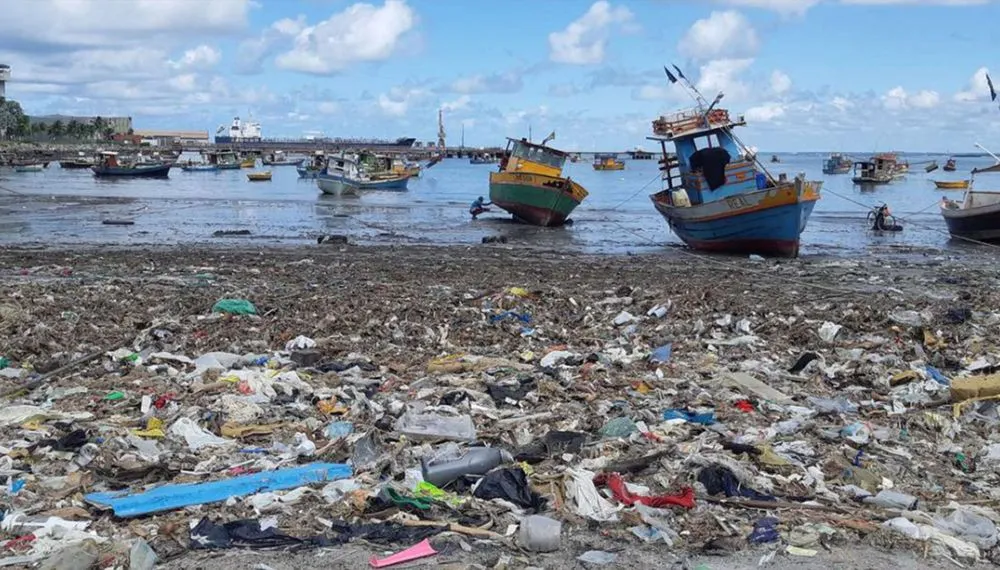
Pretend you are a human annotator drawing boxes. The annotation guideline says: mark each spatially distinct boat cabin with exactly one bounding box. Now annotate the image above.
[593,154,622,168]
[205,150,238,166]
[96,151,120,168]
[648,107,767,208]
[324,153,363,179]
[500,138,567,178]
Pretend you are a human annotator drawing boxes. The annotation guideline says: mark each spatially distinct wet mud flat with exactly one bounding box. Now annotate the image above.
[0,245,999,569]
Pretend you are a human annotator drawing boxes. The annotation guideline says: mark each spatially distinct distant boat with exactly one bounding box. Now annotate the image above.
[593,153,625,171]
[14,164,45,173]
[822,153,851,174]
[489,136,589,227]
[852,158,894,185]
[934,179,970,190]
[263,151,303,166]
[204,150,241,170]
[316,153,409,196]
[469,154,496,165]
[770,154,780,163]
[239,156,257,168]
[181,163,219,172]
[92,152,171,178]
[944,157,957,172]
[247,171,272,182]
[648,105,821,257]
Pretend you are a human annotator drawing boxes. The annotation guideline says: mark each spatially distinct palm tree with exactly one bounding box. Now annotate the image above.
[92,116,105,135]
[66,119,80,138]
[48,120,64,138]
[103,126,115,140]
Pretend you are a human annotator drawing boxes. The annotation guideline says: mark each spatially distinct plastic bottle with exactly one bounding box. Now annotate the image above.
[421,447,503,487]
[518,515,562,552]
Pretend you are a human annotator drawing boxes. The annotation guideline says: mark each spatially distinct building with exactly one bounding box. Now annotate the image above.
[0,64,10,98]
[133,130,209,146]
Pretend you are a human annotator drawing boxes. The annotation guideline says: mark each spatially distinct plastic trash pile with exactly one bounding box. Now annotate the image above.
[1,250,1000,568]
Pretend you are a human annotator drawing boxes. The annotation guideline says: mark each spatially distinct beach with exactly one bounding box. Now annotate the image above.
[1,243,999,568]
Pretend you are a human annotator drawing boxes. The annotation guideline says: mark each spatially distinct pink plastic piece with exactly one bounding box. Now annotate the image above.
[369,538,438,568]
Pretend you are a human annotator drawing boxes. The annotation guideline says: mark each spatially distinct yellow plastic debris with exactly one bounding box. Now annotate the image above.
[508,287,530,298]
[132,417,165,438]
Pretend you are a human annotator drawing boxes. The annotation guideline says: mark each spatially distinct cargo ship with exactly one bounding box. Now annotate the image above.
[214,116,416,148]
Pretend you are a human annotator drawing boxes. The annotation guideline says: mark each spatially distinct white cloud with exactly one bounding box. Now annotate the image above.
[450,71,523,94]
[376,86,427,117]
[549,83,583,97]
[696,58,755,100]
[632,83,687,102]
[548,1,635,65]
[276,0,417,74]
[720,0,821,15]
[698,0,989,15]
[441,95,471,112]
[679,11,759,62]
[317,101,341,114]
[745,102,786,122]
[830,96,854,111]
[0,0,251,47]
[770,70,792,95]
[236,17,306,74]
[171,45,222,71]
[882,86,941,110]
[955,66,991,102]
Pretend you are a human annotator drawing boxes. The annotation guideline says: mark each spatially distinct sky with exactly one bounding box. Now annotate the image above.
[1,0,999,152]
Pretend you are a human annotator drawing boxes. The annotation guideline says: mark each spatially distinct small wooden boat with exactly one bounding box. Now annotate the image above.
[943,157,957,172]
[247,171,272,182]
[469,155,496,165]
[60,153,94,169]
[204,150,241,170]
[822,153,851,175]
[91,152,171,178]
[593,153,625,171]
[14,163,45,173]
[770,154,780,163]
[316,154,409,195]
[240,157,256,168]
[262,151,303,166]
[489,136,588,227]
[934,180,970,190]
[852,158,894,185]
[648,106,821,258]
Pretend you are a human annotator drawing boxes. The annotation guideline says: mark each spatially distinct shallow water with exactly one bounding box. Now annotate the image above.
[0,152,996,257]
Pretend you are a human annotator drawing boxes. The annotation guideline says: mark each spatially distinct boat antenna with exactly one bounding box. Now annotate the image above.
[665,64,778,179]
[528,124,532,143]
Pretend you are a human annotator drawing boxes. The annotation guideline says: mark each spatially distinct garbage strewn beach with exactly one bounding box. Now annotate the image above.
[1,244,1000,569]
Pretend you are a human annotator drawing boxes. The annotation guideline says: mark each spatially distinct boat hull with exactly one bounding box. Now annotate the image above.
[593,164,625,171]
[297,166,321,179]
[92,164,171,178]
[852,176,891,185]
[216,163,241,170]
[942,197,1000,241]
[263,160,303,166]
[316,173,360,196]
[822,165,851,175]
[59,161,94,169]
[488,172,587,227]
[934,180,970,190]
[651,181,821,258]
[15,165,44,173]
[182,165,219,172]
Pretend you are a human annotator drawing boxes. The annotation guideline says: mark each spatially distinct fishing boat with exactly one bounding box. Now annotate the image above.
[14,163,45,173]
[180,162,219,172]
[60,152,94,169]
[247,171,272,182]
[770,154,780,163]
[470,154,496,165]
[873,152,907,177]
[240,156,257,168]
[316,152,409,196]
[488,135,589,227]
[852,157,894,185]
[92,152,171,178]
[822,153,852,174]
[204,150,241,170]
[648,105,822,258]
[263,151,303,166]
[934,179,971,190]
[296,151,327,179]
[392,157,421,178]
[940,146,1000,242]
[944,157,957,172]
[593,153,625,171]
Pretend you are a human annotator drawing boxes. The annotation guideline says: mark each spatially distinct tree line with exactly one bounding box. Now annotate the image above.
[0,96,130,140]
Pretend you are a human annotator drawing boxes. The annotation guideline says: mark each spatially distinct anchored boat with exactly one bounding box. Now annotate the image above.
[852,157,894,185]
[822,153,852,174]
[940,148,1000,242]
[92,152,171,178]
[204,150,241,170]
[488,136,589,227]
[934,179,971,190]
[263,151,303,166]
[316,152,409,196]
[181,162,219,172]
[247,171,272,182]
[648,105,822,257]
[14,163,45,173]
[944,157,958,172]
[592,153,625,171]
[297,151,327,179]
[239,156,257,168]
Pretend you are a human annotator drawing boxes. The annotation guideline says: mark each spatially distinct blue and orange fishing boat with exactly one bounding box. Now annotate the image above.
[647,102,822,257]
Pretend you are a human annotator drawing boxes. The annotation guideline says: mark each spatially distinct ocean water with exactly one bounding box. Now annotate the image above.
[0,152,996,257]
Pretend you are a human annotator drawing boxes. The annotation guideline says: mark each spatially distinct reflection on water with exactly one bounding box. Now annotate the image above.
[0,152,997,255]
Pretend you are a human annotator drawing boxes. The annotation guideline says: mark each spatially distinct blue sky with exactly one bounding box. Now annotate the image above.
[1,0,999,151]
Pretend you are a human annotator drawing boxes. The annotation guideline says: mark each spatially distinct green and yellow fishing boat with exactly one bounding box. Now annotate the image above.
[488,136,588,227]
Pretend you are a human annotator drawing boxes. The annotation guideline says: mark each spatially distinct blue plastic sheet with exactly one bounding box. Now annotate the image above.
[663,409,716,425]
[925,366,950,386]
[85,462,352,518]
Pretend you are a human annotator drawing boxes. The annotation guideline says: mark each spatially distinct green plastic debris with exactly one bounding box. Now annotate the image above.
[212,299,257,315]
[0,357,8,369]
[103,391,125,401]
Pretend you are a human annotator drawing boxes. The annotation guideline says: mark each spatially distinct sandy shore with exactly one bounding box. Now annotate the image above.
[0,244,998,569]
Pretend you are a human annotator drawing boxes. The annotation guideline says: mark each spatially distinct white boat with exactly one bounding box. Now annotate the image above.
[316,154,362,196]
[14,164,45,173]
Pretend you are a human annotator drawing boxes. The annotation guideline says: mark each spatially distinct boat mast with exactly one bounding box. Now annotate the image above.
[528,124,532,143]
[437,109,446,152]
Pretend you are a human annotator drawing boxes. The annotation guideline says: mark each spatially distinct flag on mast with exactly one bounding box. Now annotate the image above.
[987,72,997,102]
[541,131,556,146]
[673,65,687,82]
[663,66,678,84]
